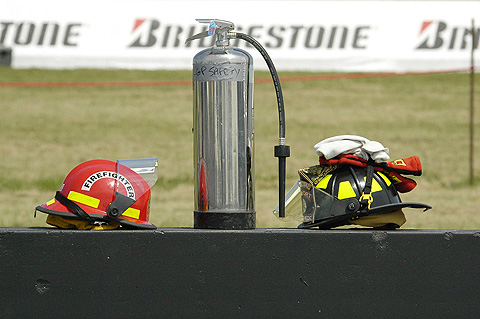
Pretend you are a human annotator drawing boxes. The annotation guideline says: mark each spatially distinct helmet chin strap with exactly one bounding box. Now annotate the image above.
[359,159,375,213]
[55,191,98,225]
[55,191,136,224]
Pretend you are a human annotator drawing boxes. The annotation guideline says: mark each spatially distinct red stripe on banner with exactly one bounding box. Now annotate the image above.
[0,68,474,88]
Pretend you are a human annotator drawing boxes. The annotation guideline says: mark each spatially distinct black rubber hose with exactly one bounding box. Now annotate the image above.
[234,32,286,140]
[234,32,290,218]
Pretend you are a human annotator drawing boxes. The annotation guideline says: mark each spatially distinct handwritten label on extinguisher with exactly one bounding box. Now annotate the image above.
[193,64,246,82]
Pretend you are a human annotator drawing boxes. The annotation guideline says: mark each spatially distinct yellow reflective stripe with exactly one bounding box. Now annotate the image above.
[377,171,392,186]
[67,191,100,209]
[123,207,140,219]
[337,181,357,199]
[46,199,55,206]
[371,178,382,193]
[363,176,383,193]
[315,174,332,189]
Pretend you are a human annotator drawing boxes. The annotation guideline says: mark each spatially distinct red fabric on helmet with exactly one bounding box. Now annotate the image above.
[318,154,422,193]
[382,171,417,193]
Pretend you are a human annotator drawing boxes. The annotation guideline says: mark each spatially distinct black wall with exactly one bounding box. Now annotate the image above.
[1,228,479,318]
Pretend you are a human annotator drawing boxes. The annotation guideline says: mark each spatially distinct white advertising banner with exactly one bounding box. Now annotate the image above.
[1,0,479,72]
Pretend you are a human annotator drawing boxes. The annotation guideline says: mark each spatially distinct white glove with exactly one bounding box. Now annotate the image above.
[314,135,390,162]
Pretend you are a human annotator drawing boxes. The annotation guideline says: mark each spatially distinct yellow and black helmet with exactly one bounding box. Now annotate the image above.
[297,164,431,229]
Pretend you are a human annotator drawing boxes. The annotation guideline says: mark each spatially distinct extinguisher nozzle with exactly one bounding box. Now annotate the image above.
[274,144,290,158]
[275,145,290,218]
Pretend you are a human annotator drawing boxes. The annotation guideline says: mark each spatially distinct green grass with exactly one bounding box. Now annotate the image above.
[1,68,479,229]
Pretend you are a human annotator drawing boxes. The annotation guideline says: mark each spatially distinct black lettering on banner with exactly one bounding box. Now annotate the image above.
[14,22,34,45]
[0,22,13,44]
[184,25,197,48]
[339,27,348,49]
[266,25,285,48]
[327,26,337,48]
[417,22,446,49]
[290,25,303,48]
[127,19,376,50]
[460,28,472,50]
[156,24,186,47]
[172,25,184,47]
[130,20,160,47]
[416,21,480,50]
[161,25,171,47]
[246,25,262,47]
[353,26,369,49]
[449,28,458,49]
[0,21,82,47]
[305,26,324,49]
[37,23,59,45]
[64,23,81,46]
[470,29,480,50]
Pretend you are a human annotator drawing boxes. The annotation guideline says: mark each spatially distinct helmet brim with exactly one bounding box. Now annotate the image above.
[298,202,431,229]
[36,202,157,230]
[367,202,432,215]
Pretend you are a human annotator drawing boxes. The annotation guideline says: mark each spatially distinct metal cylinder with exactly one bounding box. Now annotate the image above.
[193,46,255,229]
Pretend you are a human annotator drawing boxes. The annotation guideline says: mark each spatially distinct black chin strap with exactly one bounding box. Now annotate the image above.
[55,191,136,224]
[359,159,375,213]
[55,191,98,224]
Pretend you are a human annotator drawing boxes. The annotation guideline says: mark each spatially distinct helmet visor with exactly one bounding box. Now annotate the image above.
[274,164,358,224]
[104,159,156,224]
[273,181,303,221]
[117,158,158,188]
[273,179,337,223]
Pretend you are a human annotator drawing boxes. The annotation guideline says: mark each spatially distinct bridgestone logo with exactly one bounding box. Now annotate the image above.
[416,20,480,50]
[0,21,82,47]
[128,19,371,50]
[81,171,136,199]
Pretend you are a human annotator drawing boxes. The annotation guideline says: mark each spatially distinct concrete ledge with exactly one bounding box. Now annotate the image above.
[1,227,479,318]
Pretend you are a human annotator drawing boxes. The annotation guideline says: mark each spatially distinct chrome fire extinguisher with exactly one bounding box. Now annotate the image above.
[186,19,290,229]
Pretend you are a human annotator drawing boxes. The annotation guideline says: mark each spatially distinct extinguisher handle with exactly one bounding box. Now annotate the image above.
[195,19,234,30]
[185,31,210,43]
[185,19,235,44]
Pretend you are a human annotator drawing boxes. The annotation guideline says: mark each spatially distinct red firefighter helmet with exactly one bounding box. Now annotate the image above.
[36,159,156,229]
